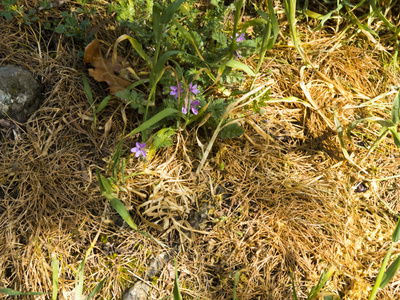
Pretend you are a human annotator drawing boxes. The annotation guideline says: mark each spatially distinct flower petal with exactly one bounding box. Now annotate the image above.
[191,107,198,115]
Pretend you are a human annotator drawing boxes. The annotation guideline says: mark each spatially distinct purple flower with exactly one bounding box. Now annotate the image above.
[234,50,242,60]
[170,83,183,99]
[131,142,146,158]
[190,100,200,115]
[236,33,245,42]
[182,100,200,115]
[189,82,200,95]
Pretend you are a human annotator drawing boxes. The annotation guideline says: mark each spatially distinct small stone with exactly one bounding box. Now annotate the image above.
[0,65,43,122]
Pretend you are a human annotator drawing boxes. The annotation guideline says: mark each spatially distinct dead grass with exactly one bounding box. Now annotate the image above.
[1,1,400,300]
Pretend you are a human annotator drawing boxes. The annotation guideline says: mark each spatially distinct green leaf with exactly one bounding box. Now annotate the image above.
[392,217,400,242]
[150,50,182,86]
[391,89,400,124]
[1,11,13,20]
[52,255,59,300]
[290,271,299,300]
[267,0,279,49]
[0,288,48,296]
[160,0,185,24]
[172,19,204,60]
[233,271,240,300]
[369,243,394,300]
[390,128,400,148]
[226,60,255,77]
[75,258,85,300]
[82,73,94,107]
[54,24,66,34]
[153,4,161,43]
[173,258,182,300]
[110,197,137,230]
[84,279,105,300]
[380,255,400,289]
[126,108,178,137]
[96,95,112,114]
[313,4,343,31]
[219,123,244,140]
[152,127,176,149]
[114,35,152,68]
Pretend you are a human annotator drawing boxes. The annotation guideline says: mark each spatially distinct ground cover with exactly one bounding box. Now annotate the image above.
[0,0,400,299]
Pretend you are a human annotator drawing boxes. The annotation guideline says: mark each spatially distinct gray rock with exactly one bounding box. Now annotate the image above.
[0,65,42,122]
[121,281,150,300]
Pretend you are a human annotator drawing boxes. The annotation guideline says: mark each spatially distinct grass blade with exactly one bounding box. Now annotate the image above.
[126,108,178,137]
[113,35,152,68]
[308,265,336,299]
[226,59,255,77]
[153,4,162,43]
[84,279,106,300]
[82,73,96,125]
[52,255,59,300]
[161,0,185,24]
[95,95,112,114]
[380,255,400,289]
[290,270,299,300]
[369,243,394,300]
[0,288,48,296]
[392,217,400,242]
[391,89,400,124]
[173,258,182,300]
[110,197,138,230]
[233,271,240,300]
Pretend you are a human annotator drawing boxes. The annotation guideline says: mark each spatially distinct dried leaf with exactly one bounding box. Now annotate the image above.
[84,36,132,94]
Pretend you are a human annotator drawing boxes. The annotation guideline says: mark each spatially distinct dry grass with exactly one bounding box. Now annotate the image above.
[1,1,400,300]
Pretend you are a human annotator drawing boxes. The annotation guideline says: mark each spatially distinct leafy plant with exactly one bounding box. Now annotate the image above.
[347,88,400,158]
[54,9,91,40]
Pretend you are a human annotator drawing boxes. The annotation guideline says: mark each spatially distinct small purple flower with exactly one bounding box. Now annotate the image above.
[189,82,200,95]
[236,33,245,42]
[234,50,242,60]
[182,100,200,115]
[131,142,147,158]
[190,100,200,115]
[170,83,183,99]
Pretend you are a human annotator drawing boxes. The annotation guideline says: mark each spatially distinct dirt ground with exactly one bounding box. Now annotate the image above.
[1,1,400,299]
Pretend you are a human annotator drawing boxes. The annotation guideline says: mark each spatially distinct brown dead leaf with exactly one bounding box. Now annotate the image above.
[84,35,132,95]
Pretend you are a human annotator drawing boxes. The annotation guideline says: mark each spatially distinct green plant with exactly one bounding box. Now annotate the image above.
[173,258,182,300]
[347,88,400,158]
[54,9,91,40]
[290,217,400,300]
[1,0,21,20]
[1,245,105,299]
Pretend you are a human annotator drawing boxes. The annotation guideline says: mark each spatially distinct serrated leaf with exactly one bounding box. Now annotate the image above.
[152,127,176,149]
[219,123,244,140]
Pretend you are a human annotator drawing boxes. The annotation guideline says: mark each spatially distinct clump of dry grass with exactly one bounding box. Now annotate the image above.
[1,1,400,300]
